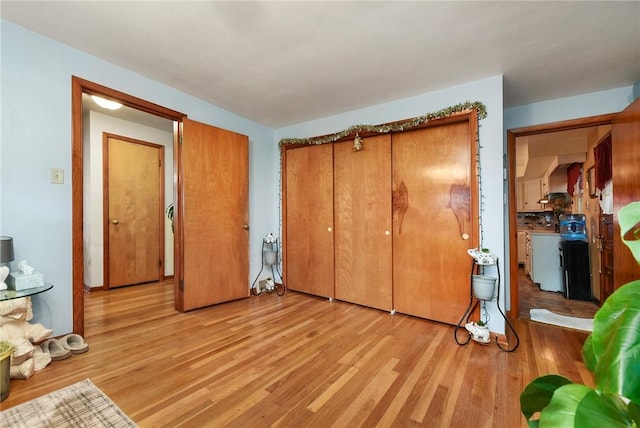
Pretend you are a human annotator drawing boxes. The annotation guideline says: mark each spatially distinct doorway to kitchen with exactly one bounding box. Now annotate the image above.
[507,113,617,320]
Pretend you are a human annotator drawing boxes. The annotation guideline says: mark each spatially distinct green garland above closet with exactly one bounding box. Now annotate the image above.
[278,101,486,149]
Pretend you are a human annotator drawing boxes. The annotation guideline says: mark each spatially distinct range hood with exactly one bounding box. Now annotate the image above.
[539,192,571,205]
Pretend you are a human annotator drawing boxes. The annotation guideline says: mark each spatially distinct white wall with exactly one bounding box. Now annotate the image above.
[275,75,507,333]
[84,111,174,287]
[1,20,277,336]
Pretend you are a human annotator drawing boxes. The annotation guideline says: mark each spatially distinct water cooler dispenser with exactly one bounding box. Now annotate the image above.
[558,214,591,301]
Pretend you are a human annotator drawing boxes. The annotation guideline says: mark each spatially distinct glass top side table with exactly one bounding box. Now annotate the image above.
[0,284,53,301]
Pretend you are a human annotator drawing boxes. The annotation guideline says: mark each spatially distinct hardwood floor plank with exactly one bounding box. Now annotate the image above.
[2,280,595,427]
[307,366,359,413]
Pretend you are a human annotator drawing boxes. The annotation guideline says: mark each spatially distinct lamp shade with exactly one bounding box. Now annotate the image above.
[0,236,14,264]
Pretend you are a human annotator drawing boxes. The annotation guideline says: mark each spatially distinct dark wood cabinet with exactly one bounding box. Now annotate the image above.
[599,213,614,304]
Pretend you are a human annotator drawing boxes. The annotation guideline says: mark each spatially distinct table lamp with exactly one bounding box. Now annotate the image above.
[0,236,15,290]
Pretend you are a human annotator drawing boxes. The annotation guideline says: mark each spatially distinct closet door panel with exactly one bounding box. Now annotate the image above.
[284,144,335,298]
[334,135,392,311]
[392,121,476,324]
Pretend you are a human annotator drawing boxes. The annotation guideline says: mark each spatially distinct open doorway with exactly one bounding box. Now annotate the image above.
[507,113,618,320]
[82,95,173,291]
[71,76,186,336]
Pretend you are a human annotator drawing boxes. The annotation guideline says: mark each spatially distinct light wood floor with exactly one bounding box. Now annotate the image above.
[517,266,599,319]
[2,280,594,427]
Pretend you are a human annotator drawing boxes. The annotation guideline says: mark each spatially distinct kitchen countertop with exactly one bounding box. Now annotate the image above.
[519,228,559,235]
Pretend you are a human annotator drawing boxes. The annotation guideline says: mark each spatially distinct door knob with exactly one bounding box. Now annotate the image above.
[111,220,119,225]
[242,223,249,230]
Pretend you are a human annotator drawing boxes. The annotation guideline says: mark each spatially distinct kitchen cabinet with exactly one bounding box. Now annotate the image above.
[530,232,562,292]
[515,181,525,211]
[541,171,549,196]
[525,232,532,276]
[517,231,527,264]
[522,179,545,212]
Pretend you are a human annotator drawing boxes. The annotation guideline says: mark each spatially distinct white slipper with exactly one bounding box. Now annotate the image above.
[40,338,71,361]
[59,334,89,354]
[32,345,52,371]
[10,358,34,380]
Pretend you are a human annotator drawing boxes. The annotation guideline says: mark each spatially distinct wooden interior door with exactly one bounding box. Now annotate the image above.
[392,119,477,324]
[284,144,334,298]
[177,119,249,311]
[612,97,640,289]
[334,135,392,311]
[106,135,164,288]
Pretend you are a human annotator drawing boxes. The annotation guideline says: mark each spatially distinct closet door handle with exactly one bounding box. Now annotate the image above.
[111,219,119,225]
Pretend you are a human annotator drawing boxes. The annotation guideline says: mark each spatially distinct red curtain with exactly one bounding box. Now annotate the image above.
[566,163,582,196]
[593,135,612,190]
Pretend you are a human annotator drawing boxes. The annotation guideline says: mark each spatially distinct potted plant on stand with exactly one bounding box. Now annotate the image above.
[464,247,498,344]
[468,247,498,300]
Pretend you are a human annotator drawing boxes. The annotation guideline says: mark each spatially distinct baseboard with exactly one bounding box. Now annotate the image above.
[84,283,105,293]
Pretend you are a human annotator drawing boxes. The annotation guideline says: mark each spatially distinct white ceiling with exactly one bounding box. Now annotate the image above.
[2,1,639,128]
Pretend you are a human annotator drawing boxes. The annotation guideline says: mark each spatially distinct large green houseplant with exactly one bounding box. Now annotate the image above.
[520,201,640,427]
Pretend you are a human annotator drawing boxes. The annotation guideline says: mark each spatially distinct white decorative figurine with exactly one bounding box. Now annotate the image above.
[465,321,491,344]
[265,233,275,243]
[467,247,496,265]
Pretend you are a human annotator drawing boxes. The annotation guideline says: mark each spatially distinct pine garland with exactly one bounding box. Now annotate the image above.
[278,101,486,149]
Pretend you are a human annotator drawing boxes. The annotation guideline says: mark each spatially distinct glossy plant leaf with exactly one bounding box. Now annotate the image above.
[537,384,591,427]
[520,375,572,425]
[583,333,597,372]
[628,401,640,425]
[619,202,640,262]
[583,280,640,403]
[574,391,635,427]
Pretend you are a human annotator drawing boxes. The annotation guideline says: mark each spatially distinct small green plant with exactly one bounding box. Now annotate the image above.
[520,201,640,427]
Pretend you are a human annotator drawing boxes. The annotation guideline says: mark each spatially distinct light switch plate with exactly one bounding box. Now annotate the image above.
[51,168,64,184]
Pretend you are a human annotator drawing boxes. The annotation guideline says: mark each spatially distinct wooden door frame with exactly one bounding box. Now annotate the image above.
[72,76,186,336]
[507,113,617,319]
[103,133,165,289]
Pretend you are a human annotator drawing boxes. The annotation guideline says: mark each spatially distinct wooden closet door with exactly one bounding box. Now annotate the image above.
[392,120,477,324]
[284,144,335,298]
[334,135,392,311]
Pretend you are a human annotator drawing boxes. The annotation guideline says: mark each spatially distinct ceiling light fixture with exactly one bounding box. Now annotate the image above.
[91,95,123,110]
